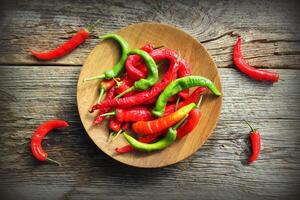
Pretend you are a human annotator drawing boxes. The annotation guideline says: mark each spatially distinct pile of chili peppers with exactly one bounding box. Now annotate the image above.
[29,23,274,165]
[83,33,222,153]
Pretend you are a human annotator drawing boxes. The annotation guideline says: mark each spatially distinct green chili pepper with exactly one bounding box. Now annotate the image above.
[84,33,129,81]
[152,75,221,117]
[123,115,188,152]
[115,49,158,98]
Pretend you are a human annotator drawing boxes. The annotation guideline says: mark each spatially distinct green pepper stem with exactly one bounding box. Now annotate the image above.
[85,19,100,32]
[100,112,116,117]
[196,95,203,108]
[83,74,105,82]
[175,96,181,111]
[46,157,61,166]
[244,120,256,132]
[112,130,123,141]
[113,77,121,87]
[173,115,189,129]
[96,88,105,103]
[107,132,113,142]
[115,86,135,98]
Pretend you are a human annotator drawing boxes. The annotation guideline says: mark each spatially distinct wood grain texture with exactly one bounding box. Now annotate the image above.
[0,0,300,199]
[77,23,222,168]
[0,0,299,68]
[0,66,300,199]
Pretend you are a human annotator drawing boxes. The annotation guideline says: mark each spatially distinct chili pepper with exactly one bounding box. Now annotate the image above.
[115,49,159,98]
[132,103,196,135]
[115,133,160,153]
[125,44,165,81]
[121,122,130,130]
[176,96,203,138]
[30,120,69,165]
[109,118,122,132]
[30,20,99,60]
[115,94,204,153]
[96,79,116,103]
[119,48,182,98]
[101,106,153,122]
[233,37,279,82]
[177,59,191,99]
[164,87,207,116]
[109,122,131,143]
[123,116,187,152]
[84,33,130,81]
[93,86,116,125]
[90,61,180,113]
[115,75,136,97]
[245,120,261,164]
[153,76,221,117]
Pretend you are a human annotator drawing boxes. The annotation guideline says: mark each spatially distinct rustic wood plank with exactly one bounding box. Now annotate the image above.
[0,66,299,199]
[0,0,299,68]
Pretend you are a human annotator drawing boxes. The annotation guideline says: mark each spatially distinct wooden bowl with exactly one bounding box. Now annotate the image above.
[77,22,222,168]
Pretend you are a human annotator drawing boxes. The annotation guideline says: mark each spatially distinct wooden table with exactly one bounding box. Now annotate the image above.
[0,0,299,199]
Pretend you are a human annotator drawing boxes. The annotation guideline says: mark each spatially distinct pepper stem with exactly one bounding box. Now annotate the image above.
[115,86,135,98]
[175,96,181,111]
[85,19,100,32]
[46,157,61,166]
[112,130,123,141]
[173,115,189,129]
[96,88,105,103]
[244,120,257,132]
[83,74,105,82]
[100,112,116,117]
[107,132,113,142]
[113,77,121,87]
[196,95,203,108]
[153,45,164,49]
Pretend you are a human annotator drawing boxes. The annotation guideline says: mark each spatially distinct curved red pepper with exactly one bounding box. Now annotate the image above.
[233,37,279,82]
[31,120,69,165]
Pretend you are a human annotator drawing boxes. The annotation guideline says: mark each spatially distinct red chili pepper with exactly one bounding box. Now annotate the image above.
[96,79,116,103]
[176,109,202,138]
[177,59,191,99]
[126,48,180,81]
[121,122,130,131]
[125,44,154,80]
[164,87,207,116]
[115,75,136,97]
[233,37,279,82]
[29,20,99,60]
[101,106,154,122]
[30,120,69,165]
[93,87,116,125]
[90,61,180,113]
[109,118,122,132]
[245,120,261,164]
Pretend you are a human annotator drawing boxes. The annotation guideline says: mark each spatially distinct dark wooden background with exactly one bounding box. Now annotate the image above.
[0,0,299,199]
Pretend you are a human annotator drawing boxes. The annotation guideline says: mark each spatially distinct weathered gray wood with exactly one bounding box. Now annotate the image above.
[0,66,299,199]
[1,0,300,199]
[0,0,299,68]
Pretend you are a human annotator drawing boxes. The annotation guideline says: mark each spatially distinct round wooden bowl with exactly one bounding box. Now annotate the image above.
[77,22,222,168]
